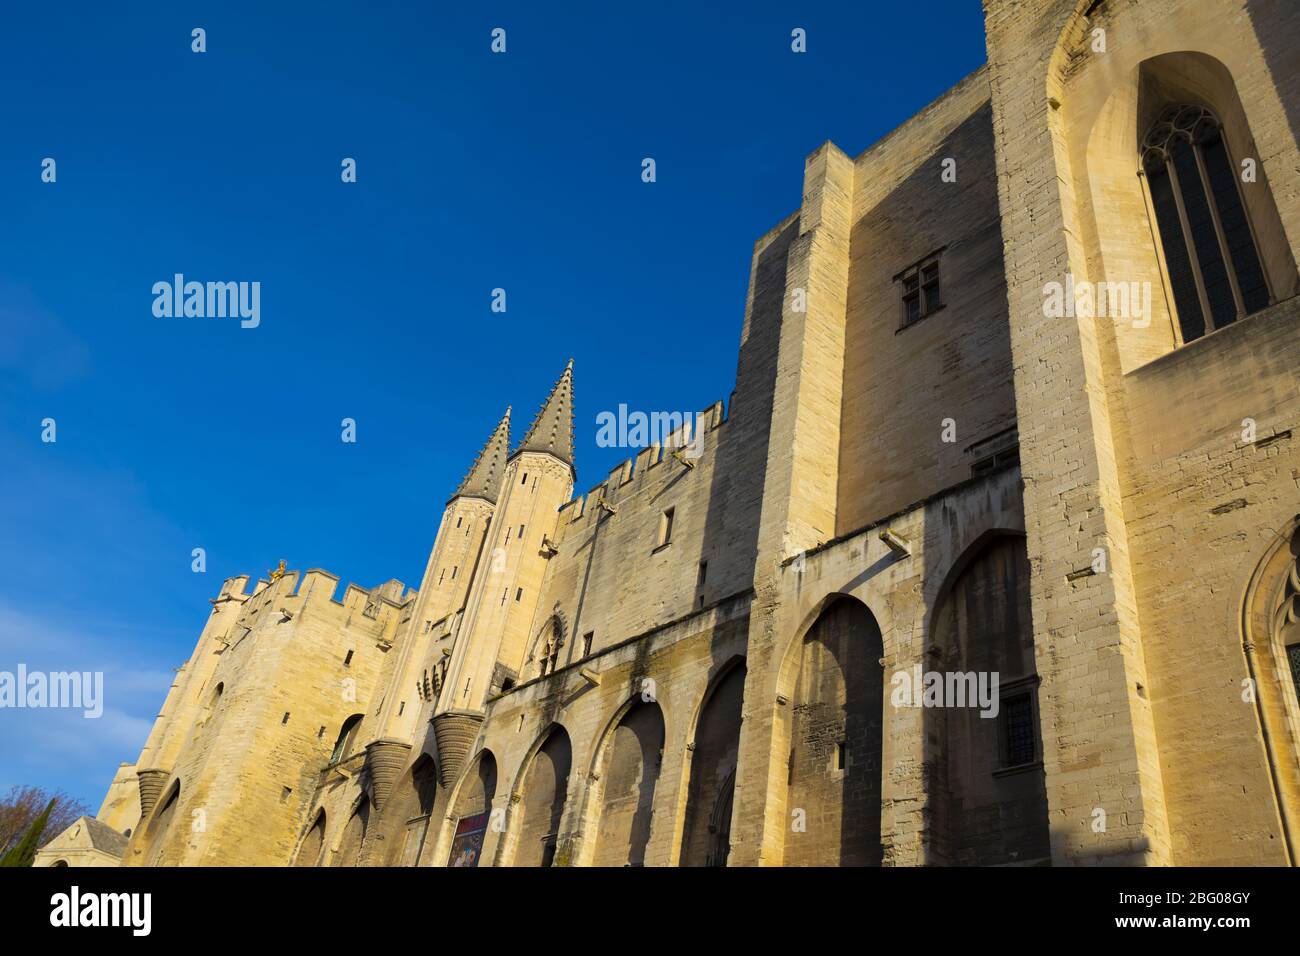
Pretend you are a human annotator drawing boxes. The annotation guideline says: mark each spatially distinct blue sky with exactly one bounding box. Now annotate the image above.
[0,2,987,810]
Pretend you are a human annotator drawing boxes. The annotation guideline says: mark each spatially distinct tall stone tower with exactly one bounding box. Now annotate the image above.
[432,361,576,786]
[366,408,513,785]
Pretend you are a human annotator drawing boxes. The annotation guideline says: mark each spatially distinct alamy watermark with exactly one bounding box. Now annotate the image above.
[0,665,103,718]
[152,274,260,329]
[1042,274,1152,327]
[595,405,705,458]
[890,665,1000,718]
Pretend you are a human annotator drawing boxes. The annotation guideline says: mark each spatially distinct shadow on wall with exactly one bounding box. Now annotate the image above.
[679,660,747,866]
[698,217,797,605]
[590,700,665,867]
[1245,1,1300,150]
[512,726,573,867]
[783,596,885,867]
[923,533,1050,866]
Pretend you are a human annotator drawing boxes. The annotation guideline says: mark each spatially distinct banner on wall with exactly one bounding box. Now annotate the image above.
[447,811,489,867]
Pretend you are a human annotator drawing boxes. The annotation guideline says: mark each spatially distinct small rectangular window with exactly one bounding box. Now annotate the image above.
[897,253,943,328]
[518,525,525,539]
[515,587,523,602]
[582,632,594,657]
[438,569,445,585]
[1001,693,1036,766]
[451,565,458,580]
[343,650,353,667]
[835,741,846,771]
[697,561,708,586]
[281,712,291,725]
[658,508,675,547]
[522,473,528,485]
[456,516,463,528]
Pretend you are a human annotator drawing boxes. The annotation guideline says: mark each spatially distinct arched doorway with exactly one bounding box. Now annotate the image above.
[784,596,884,866]
[512,726,573,867]
[591,700,664,867]
[446,751,497,867]
[927,534,1049,865]
[680,662,746,866]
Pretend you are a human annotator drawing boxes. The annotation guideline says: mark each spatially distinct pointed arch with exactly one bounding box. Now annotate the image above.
[589,698,665,867]
[379,754,438,866]
[509,724,573,866]
[444,749,497,867]
[1241,516,1300,864]
[780,595,885,867]
[1053,38,1299,371]
[925,532,1049,865]
[294,810,327,867]
[330,713,365,765]
[333,796,369,867]
[527,614,567,680]
[679,657,746,866]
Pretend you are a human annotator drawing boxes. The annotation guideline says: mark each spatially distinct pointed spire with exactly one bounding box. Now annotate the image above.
[516,359,575,468]
[452,407,511,503]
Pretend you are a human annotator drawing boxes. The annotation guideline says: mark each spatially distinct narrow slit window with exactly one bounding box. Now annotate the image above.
[658,507,675,547]
[1000,693,1036,767]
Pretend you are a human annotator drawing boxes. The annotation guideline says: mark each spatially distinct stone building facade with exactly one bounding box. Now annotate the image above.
[63,0,1300,866]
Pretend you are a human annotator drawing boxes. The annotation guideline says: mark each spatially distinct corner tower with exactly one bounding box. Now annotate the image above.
[432,361,576,785]
[371,407,512,751]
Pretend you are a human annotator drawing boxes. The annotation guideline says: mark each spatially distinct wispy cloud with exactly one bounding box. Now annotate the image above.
[0,601,175,805]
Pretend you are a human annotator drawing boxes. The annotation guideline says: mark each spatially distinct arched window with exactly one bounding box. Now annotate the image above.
[1142,104,1271,344]
[329,714,364,765]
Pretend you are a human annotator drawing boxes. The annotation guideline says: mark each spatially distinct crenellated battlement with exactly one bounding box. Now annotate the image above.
[214,567,415,647]
[558,398,728,531]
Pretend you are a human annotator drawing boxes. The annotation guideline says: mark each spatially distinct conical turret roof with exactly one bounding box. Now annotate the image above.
[452,407,512,503]
[515,359,575,469]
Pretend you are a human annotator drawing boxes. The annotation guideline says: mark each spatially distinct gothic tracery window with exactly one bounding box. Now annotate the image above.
[536,618,563,677]
[1141,105,1271,344]
[1276,538,1300,709]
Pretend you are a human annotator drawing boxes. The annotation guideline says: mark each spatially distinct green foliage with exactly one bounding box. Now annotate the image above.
[0,798,56,867]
